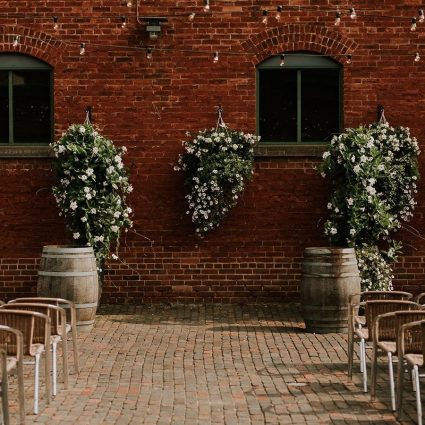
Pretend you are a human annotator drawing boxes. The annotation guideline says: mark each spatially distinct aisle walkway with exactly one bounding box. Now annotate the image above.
[7,304,420,424]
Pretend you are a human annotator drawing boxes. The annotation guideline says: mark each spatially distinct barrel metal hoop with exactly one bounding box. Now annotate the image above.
[42,246,94,254]
[38,271,98,277]
[76,320,95,325]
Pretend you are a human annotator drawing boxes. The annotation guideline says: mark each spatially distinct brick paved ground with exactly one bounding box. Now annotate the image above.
[5,304,421,424]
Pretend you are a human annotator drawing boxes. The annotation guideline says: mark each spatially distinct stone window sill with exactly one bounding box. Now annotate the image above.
[254,144,327,158]
[0,145,53,158]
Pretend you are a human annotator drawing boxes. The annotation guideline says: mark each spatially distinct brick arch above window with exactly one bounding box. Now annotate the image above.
[0,27,67,67]
[241,24,358,66]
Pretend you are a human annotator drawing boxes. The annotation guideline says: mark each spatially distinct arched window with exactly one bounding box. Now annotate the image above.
[257,53,342,144]
[0,54,52,145]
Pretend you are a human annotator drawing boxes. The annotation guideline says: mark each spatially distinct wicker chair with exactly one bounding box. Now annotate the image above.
[0,310,51,415]
[370,309,425,411]
[396,319,425,425]
[1,303,69,397]
[9,297,79,375]
[415,293,425,305]
[348,299,419,393]
[0,323,27,425]
[347,292,413,381]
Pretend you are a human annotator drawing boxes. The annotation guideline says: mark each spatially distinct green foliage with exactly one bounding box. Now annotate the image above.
[319,122,420,290]
[51,123,133,264]
[175,128,260,235]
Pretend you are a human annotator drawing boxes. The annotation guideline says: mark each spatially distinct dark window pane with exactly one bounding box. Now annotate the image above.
[259,69,297,142]
[0,71,9,144]
[301,69,340,142]
[13,71,51,144]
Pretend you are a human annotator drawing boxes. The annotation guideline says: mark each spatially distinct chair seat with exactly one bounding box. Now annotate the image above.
[355,327,369,340]
[405,353,424,368]
[377,340,397,354]
[355,316,366,327]
[29,343,45,357]
[51,335,62,344]
[57,324,71,335]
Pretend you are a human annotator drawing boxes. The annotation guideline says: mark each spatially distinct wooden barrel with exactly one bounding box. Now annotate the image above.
[37,245,99,332]
[300,247,361,334]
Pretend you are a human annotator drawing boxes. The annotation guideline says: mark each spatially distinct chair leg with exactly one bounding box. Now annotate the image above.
[388,352,396,411]
[34,353,40,415]
[1,371,10,425]
[360,339,365,373]
[414,366,422,425]
[62,338,69,389]
[396,359,406,419]
[17,359,25,424]
[52,343,57,396]
[348,331,354,379]
[361,339,368,392]
[71,327,79,374]
[370,344,378,401]
[44,345,51,406]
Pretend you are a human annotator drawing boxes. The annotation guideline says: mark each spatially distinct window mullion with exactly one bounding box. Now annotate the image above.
[297,70,301,143]
[8,71,13,144]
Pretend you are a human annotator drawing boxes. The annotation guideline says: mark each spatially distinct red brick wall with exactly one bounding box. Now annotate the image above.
[0,1,424,302]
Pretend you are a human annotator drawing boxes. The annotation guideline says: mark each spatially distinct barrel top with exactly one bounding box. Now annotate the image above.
[42,245,94,254]
[304,247,355,255]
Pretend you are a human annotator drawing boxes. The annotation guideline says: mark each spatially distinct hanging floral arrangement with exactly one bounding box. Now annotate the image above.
[51,121,133,264]
[318,121,420,290]
[175,108,260,236]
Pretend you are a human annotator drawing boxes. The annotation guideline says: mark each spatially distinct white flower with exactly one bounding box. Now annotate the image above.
[127,185,133,193]
[368,178,376,185]
[80,175,87,181]
[81,217,87,222]
[360,155,367,163]
[347,198,354,206]
[84,187,90,193]
[113,211,121,218]
[330,227,338,235]
[86,193,92,200]
[126,207,132,214]
[111,225,119,232]
[90,208,97,214]
[58,145,66,154]
[334,207,340,213]
[86,168,94,176]
[79,126,85,134]
[321,172,326,178]
[377,164,385,171]
[111,253,119,260]
[322,151,330,159]
[73,232,80,239]
[353,165,361,174]
[70,201,78,210]
[366,185,376,195]
[350,228,356,236]
[93,147,99,154]
[327,203,332,210]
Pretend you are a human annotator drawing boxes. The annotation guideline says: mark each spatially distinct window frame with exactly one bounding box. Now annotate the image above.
[0,53,53,147]
[256,52,343,146]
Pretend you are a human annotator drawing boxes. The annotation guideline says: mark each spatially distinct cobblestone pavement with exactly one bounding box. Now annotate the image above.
[6,304,421,424]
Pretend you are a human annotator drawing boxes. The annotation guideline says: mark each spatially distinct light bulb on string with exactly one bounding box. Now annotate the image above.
[276,6,283,22]
[188,12,196,21]
[126,1,132,7]
[415,52,421,62]
[346,55,352,64]
[411,17,417,31]
[203,0,210,12]
[419,9,424,23]
[13,35,20,47]
[279,54,285,66]
[349,8,356,20]
[334,12,341,26]
[79,43,86,55]
[121,16,127,29]
[53,16,59,31]
[213,52,219,63]
[146,48,152,60]
[262,10,269,25]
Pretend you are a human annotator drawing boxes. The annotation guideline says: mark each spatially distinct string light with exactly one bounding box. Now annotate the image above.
[213,51,219,63]
[79,42,85,55]
[53,16,59,31]
[126,1,132,7]
[121,16,127,29]
[419,9,424,23]
[146,48,152,60]
[262,10,269,25]
[203,0,210,12]
[346,54,352,64]
[188,12,196,21]
[276,6,283,22]
[411,17,417,31]
[334,12,341,26]
[414,52,420,62]
[279,54,285,66]
[12,35,20,47]
[349,8,357,20]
